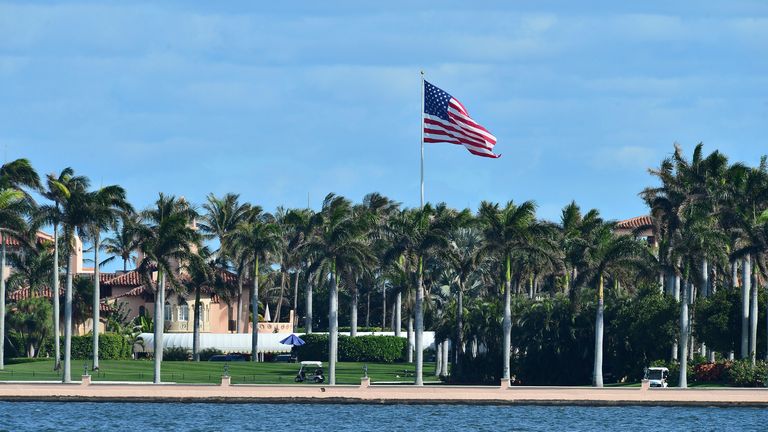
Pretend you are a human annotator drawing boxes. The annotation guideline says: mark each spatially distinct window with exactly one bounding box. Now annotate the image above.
[178,304,189,322]
[138,306,146,317]
[164,303,172,321]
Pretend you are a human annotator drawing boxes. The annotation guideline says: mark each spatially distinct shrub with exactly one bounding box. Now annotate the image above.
[70,333,133,360]
[163,347,190,361]
[198,348,223,361]
[727,360,768,387]
[693,361,731,383]
[295,334,406,363]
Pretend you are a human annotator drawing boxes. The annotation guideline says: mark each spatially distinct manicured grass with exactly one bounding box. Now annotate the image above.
[0,358,441,385]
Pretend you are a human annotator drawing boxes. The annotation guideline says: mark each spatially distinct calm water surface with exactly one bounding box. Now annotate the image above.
[0,402,766,431]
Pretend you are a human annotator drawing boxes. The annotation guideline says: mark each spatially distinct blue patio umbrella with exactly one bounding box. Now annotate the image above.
[279,334,305,346]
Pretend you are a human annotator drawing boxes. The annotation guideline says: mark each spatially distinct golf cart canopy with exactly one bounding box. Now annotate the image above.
[301,361,322,367]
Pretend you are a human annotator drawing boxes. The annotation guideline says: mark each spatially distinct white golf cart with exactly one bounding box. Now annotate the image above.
[646,367,669,388]
[295,361,325,383]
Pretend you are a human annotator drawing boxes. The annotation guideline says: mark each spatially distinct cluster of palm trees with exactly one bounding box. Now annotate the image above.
[2,144,768,387]
[642,144,768,387]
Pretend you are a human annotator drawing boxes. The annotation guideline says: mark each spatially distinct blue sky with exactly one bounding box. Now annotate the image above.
[2,0,768,224]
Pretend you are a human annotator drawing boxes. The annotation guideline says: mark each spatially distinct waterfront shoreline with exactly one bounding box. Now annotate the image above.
[1,382,767,407]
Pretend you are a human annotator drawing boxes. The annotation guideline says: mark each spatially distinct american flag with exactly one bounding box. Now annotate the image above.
[423,81,500,158]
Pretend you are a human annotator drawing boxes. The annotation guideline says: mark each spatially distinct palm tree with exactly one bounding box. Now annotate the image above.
[446,226,482,374]
[85,185,132,370]
[103,212,141,271]
[7,240,54,296]
[38,168,86,370]
[0,159,41,370]
[386,204,461,385]
[231,206,280,361]
[57,173,91,382]
[304,194,373,384]
[479,200,558,384]
[574,221,651,387]
[198,193,250,331]
[281,208,314,331]
[183,247,214,361]
[135,194,199,383]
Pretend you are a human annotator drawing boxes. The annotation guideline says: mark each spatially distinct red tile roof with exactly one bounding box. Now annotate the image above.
[9,287,113,312]
[616,215,654,230]
[103,271,144,288]
[2,231,54,247]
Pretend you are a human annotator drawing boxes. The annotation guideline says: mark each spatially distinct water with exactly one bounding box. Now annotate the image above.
[0,402,766,431]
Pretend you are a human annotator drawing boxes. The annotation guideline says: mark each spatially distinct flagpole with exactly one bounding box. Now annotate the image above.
[420,70,425,209]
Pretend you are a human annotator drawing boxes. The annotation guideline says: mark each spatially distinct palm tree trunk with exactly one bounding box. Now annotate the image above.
[435,341,442,377]
[502,255,512,381]
[92,232,101,370]
[672,268,681,361]
[236,276,243,334]
[395,292,402,337]
[381,281,386,330]
[701,259,709,360]
[251,256,260,362]
[442,339,449,377]
[350,288,358,337]
[593,275,604,387]
[456,280,464,373]
[305,272,313,333]
[153,270,165,383]
[750,271,758,365]
[742,256,751,359]
[407,316,414,363]
[414,258,425,386]
[63,233,74,383]
[193,284,201,361]
[292,271,300,326]
[679,279,689,388]
[0,234,6,370]
[52,223,61,371]
[276,271,286,323]
[365,290,371,328]
[732,260,739,288]
[329,263,339,385]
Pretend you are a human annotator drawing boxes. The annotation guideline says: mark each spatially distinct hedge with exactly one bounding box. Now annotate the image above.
[295,334,406,363]
[70,333,133,360]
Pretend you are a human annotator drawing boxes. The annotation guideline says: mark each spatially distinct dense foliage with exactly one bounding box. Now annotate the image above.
[70,334,133,360]
[295,334,407,363]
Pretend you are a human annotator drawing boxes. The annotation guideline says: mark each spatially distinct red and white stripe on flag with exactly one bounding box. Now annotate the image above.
[423,81,500,158]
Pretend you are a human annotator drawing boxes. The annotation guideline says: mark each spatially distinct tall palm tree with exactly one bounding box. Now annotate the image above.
[304,194,373,384]
[183,246,214,361]
[38,168,86,370]
[135,194,199,383]
[57,173,92,382]
[574,222,651,387]
[231,206,280,361]
[479,200,558,384]
[85,185,132,370]
[386,204,461,385]
[199,193,250,331]
[446,226,482,374]
[0,158,41,370]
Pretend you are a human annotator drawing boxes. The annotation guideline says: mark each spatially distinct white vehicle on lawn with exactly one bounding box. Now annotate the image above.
[646,367,669,388]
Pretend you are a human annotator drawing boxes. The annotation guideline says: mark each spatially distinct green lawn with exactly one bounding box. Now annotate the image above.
[0,358,441,385]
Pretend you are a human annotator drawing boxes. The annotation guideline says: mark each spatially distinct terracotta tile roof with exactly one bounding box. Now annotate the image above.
[9,287,113,311]
[103,270,144,288]
[2,231,54,247]
[615,215,654,230]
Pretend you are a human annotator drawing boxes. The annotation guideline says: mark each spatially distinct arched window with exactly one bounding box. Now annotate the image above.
[178,304,189,322]
[164,303,172,321]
